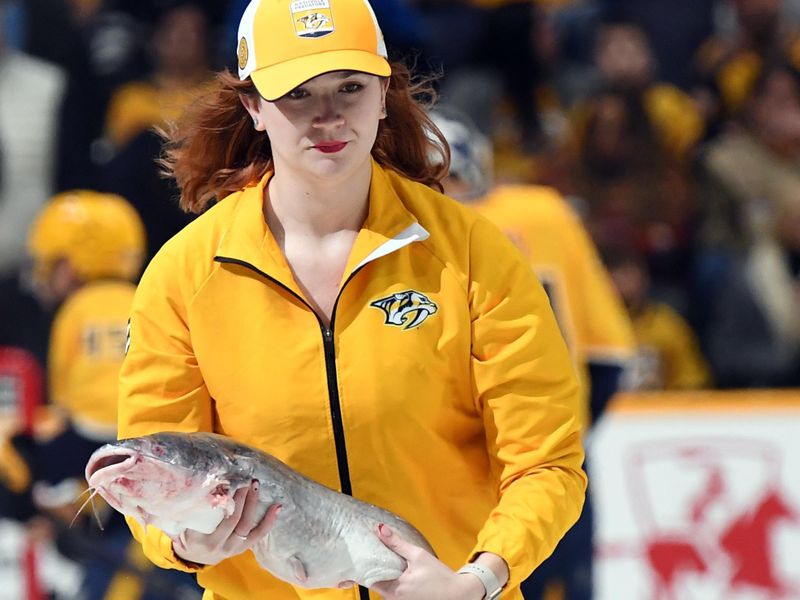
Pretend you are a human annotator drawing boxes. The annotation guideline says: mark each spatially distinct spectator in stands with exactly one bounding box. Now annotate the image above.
[570,18,706,163]
[698,61,800,252]
[599,0,715,88]
[99,2,211,262]
[104,1,213,151]
[703,181,800,388]
[605,247,712,391]
[693,0,800,127]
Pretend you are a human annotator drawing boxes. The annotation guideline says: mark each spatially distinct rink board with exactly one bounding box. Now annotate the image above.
[590,391,800,600]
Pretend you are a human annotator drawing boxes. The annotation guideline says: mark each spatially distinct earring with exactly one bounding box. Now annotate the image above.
[253,116,259,128]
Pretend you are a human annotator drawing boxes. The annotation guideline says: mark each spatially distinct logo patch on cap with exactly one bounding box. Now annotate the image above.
[237,37,249,70]
[291,0,334,38]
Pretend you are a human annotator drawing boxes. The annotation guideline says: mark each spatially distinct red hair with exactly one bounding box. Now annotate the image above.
[159,63,450,214]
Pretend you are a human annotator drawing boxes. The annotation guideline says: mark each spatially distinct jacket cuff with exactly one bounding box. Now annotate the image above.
[151,528,209,573]
[129,517,209,573]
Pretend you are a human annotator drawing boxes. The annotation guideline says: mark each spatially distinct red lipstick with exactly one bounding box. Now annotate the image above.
[314,141,348,154]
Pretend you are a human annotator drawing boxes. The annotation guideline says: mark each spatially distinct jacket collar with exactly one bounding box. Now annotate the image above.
[215,159,429,292]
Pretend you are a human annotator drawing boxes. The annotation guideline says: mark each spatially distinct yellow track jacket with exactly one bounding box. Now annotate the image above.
[118,160,586,600]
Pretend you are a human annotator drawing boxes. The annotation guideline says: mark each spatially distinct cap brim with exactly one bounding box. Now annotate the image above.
[250,50,391,101]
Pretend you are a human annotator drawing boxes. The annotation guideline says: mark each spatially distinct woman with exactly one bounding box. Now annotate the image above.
[118,0,586,598]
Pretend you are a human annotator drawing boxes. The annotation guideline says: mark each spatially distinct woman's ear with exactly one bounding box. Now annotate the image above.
[239,94,264,131]
[379,78,390,119]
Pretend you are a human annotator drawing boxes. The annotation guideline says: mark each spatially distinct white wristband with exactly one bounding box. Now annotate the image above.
[457,562,503,599]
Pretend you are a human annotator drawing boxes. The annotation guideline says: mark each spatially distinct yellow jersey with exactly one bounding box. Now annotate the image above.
[49,280,135,440]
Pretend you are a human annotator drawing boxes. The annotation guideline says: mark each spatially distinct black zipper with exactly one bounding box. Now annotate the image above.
[329,269,370,600]
[322,325,352,495]
[215,256,371,599]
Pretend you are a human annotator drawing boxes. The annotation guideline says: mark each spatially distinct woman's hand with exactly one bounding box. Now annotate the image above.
[370,524,486,600]
[172,480,281,567]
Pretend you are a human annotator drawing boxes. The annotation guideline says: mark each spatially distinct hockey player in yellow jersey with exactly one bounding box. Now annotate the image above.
[27,191,145,442]
[25,191,201,599]
[431,110,634,600]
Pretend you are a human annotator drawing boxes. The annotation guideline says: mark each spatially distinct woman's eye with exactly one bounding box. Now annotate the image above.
[286,89,309,100]
[341,82,364,94]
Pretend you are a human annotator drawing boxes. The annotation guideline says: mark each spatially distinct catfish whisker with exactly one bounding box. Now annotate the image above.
[74,487,95,501]
[71,487,104,530]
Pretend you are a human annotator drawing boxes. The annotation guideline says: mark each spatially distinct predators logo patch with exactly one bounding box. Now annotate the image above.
[291,0,334,38]
[370,291,438,330]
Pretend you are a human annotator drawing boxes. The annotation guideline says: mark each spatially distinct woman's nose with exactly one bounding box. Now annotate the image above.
[311,97,345,128]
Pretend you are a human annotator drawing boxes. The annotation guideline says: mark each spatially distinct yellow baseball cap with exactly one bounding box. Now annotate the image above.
[237,0,391,101]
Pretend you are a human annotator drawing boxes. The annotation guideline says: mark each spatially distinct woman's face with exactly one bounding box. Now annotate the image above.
[246,71,388,182]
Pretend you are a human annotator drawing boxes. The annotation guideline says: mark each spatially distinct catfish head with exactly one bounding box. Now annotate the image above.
[85,432,257,536]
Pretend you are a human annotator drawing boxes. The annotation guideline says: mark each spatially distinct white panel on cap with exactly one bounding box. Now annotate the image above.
[361,0,388,58]
[237,0,263,80]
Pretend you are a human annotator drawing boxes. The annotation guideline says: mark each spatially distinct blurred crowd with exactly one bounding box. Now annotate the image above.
[0,0,799,598]
[1,0,798,392]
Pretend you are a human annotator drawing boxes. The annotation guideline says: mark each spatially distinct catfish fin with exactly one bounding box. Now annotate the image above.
[289,555,308,584]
